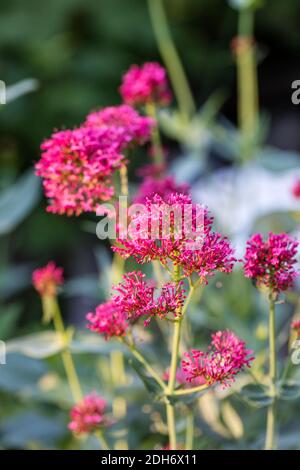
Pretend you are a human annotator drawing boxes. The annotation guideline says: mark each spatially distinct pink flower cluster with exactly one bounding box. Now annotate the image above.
[112,271,185,326]
[86,300,129,340]
[134,175,190,204]
[182,330,254,388]
[85,104,154,148]
[36,127,124,215]
[36,102,154,216]
[120,62,172,106]
[68,393,109,435]
[243,232,299,293]
[32,261,64,297]
[113,192,236,283]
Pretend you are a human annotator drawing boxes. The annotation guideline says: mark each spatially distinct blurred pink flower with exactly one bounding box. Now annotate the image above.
[291,319,300,338]
[36,127,124,216]
[182,330,254,388]
[291,319,300,330]
[32,261,63,297]
[134,175,190,204]
[86,300,129,340]
[68,393,109,435]
[112,271,185,325]
[85,104,154,148]
[292,179,300,198]
[243,232,299,293]
[120,62,172,106]
[136,162,166,178]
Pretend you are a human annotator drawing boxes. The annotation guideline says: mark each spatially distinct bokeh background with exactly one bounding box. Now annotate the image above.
[1,0,300,450]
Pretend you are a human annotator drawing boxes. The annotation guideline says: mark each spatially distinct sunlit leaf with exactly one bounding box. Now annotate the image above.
[0,170,41,235]
[6,331,64,359]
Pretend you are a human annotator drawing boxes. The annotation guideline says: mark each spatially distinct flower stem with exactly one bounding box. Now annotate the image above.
[95,430,109,450]
[185,409,194,450]
[236,7,259,150]
[119,164,129,197]
[52,299,83,403]
[147,0,196,121]
[265,293,277,450]
[165,264,182,449]
[145,101,164,167]
[172,383,209,396]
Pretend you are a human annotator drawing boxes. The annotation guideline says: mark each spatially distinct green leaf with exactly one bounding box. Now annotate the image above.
[1,410,66,448]
[6,331,64,359]
[70,332,128,355]
[257,147,300,171]
[278,380,300,401]
[238,383,273,408]
[0,170,41,235]
[5,78,39,103]
[129,359,162,400]
[0,303,22,339]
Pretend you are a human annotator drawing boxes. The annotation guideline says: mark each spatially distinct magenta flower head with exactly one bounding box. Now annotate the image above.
[113,192,236,283]
[86,300,129,340]
[85,104,155,148]
[36,127,124,216]
[134,175,190,204]
[68,393,109,435]
[112,270,185,325]
[243,232,299,294]
[119,62,172,107]
[182,330,254,388]
[32,262,64,297]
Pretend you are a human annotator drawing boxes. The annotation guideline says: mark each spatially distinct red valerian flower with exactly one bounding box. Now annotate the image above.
[119,62,172,106]
[182,330,254,388]
[86,300,129,340]
[68,393,109,435]
[243,232,299,293]
[292,179,300,198]
[36,127,124,216]
[112,271,185,325]
[112,192,236,283]
[133,175,190,204]
[85,104,154,148]
[32,262,64,297]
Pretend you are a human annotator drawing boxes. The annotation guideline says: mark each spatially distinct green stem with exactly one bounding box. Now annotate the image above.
[52,299,83,403]
[173,383,209,396]
[95,430,110,450]
[265,293,277,450]
[119,164,129,197]
[166,264,182,450]
[145,101,164,167]
[236,7,259,145]
[147,0,196,122]
[168,319,182,393]
[185,409,194,450]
